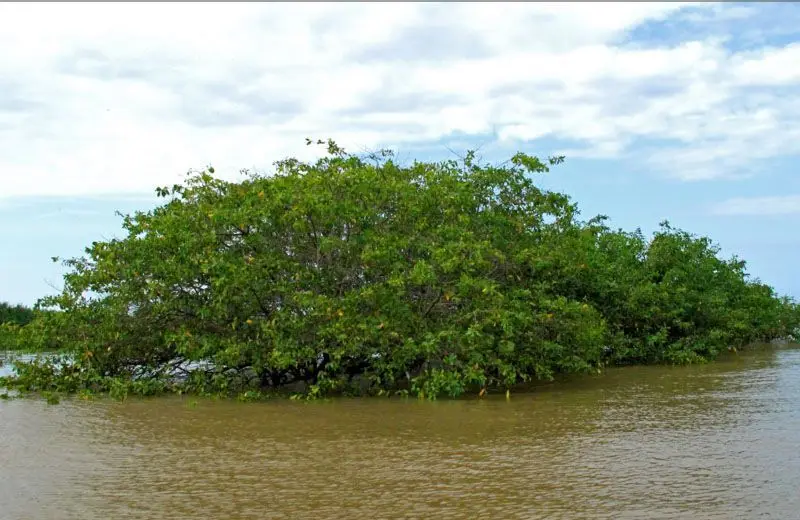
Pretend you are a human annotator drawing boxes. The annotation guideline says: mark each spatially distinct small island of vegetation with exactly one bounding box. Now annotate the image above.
[2,140,798,401]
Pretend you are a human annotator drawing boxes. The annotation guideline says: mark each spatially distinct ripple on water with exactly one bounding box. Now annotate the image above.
[2,348,800,519]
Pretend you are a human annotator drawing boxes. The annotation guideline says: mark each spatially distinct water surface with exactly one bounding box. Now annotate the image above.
[2,348,800,519]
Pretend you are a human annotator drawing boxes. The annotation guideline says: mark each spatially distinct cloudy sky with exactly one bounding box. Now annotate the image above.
[1,2,799,305]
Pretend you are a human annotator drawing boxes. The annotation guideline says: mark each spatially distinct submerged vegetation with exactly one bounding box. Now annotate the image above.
[2,140,798,400]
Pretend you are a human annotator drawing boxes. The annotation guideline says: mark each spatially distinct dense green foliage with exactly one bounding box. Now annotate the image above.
[2,140,798,400]
[0,302,34,350]
[0,302,33,326]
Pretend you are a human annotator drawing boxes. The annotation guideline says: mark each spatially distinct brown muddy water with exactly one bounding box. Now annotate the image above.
[2,347,800,519]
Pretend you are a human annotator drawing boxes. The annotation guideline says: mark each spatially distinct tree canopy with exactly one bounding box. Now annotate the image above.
[0,302,33,326]
[0,302,34,350]
[3,140,798,400]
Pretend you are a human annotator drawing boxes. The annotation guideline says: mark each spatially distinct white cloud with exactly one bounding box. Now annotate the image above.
[712,195,800,216]
[0,2,798,198]
[730,43,800,86]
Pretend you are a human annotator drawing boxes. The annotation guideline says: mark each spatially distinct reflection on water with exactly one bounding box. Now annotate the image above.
[0,351,21,378]
[2,348,800,519]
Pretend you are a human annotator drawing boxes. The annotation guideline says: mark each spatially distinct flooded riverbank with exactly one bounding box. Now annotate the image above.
[2,347,800,519]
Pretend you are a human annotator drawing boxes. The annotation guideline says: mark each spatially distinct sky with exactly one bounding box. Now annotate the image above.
[1,2,799,306]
